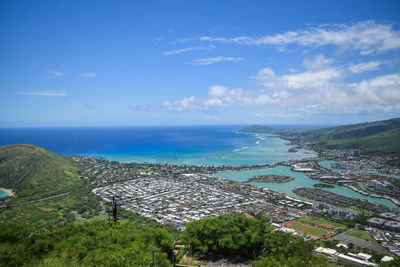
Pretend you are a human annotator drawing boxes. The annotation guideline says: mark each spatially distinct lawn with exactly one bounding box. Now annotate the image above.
[282,221,333,238]
[346,229,375,241]
[297,216,347,231]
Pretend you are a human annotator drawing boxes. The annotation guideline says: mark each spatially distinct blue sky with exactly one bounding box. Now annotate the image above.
[1,0,400,126]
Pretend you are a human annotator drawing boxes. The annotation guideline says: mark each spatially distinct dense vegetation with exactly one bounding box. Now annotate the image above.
[1,145,398,266]
[182,214,334,267]
[0,144,100,226]
[0,220,174,267]
[0,145,183,229]
[0,144,83,200]
[242,118,400,157]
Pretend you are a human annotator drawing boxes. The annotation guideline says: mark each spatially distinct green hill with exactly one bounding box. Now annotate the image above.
[297,118,400,157]
[242,118,400,157]
[0,144,178,227]
[0,144,83,199]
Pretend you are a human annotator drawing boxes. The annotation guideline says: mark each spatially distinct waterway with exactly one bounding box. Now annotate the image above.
[319,160,400,179]
[214,165,399,210]
[0,189,9,199]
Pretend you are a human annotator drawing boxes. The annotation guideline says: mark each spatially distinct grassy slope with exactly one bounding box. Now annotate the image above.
[296,118,400,156]
[0,144,96,225]
[0,144,181,231]
[242,118,400,157]
[0,144,83,199]
[346,229,375,242]
[325,128,400,156]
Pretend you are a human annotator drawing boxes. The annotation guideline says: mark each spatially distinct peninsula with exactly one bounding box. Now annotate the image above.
[245,174,294,183]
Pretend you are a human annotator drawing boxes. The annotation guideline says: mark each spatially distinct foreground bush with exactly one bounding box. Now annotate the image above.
[0,221,174,267]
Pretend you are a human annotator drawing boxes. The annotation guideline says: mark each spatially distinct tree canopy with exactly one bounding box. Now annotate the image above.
[182,214,334,267]
[0,221,174,267]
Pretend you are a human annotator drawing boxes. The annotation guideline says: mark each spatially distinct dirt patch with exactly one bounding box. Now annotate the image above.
[319,223,334,229]
[282,221,334,239]
[39,207,52,212]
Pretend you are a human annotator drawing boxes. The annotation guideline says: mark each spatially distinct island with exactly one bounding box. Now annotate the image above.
[245,174,294,183]
[313,183,335,188]
[288,148,298,153]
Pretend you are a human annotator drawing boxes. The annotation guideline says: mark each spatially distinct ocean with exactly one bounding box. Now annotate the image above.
[1,126,398,209]
[0,126,313,166]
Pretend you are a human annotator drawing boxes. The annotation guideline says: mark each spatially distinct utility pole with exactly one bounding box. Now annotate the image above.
[112,196,117,222]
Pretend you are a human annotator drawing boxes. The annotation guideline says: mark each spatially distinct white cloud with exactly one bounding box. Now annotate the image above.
[83,72,97,78]
[255,94,278,105]
[190,56,243,65]
[348,61,381,73]
[302,54,334,70]
[161,60,400,114]
[19,90,68,96]
[204,98,223,107]
[256,112,300,118]
[200,21,400,55]
[49,70,63,78]
[209,85,228,97]
[163,85,280,111]
[255,56,343,90]
[164,45,215,55]
[254,61,400,113]
[162,96,198,111]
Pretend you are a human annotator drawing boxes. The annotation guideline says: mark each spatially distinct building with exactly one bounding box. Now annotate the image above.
[383,181,393,189]
[312,202,360,221]
[380,212,396,219]
[315,247,338,257]
[320,176,342,182]
[367,217,386,227]
[385,220,400,231]
[371,180,383,189]
[337,254,377,266]
[315,247,377,267]
[381,256,394,263]
[337,179,354,185]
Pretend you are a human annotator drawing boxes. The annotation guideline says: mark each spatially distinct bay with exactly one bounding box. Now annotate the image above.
[0,126,313,166]
[0,190,9,199]
[214,165,399,210]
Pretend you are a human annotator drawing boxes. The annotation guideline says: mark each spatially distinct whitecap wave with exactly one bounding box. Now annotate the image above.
[233,146,249,152]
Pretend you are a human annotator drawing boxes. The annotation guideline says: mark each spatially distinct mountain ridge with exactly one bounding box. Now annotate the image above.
[241,118,400,157]
[0,144,83,199]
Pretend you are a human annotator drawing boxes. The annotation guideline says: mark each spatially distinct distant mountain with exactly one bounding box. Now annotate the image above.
[242,118,400,157]
[240,125,279,134]
[0,144,83,199]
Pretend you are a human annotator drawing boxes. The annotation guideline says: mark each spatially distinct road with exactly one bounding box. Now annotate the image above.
[2,192,70,207]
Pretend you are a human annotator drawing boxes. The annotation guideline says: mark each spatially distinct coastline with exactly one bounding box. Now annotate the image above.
[0,187,14,197]
[344,185,400,208]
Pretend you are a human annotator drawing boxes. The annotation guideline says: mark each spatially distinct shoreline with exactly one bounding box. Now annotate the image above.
[0,187,14,197]
[344,185,400,208]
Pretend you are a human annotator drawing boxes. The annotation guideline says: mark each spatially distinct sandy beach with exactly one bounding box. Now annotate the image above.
[0,187,14,197]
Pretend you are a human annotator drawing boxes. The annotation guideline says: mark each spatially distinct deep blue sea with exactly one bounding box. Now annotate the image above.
[0,126,314,166]
[1,126,398,209]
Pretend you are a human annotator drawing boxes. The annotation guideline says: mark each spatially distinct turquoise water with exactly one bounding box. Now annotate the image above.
[0,126,315,166]
[0,190,9,199]
[215,165,399,210]
[319,160,400,179]
[89,133,315,166]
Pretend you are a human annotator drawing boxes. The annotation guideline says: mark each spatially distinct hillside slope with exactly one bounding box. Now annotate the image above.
[299,118,400,156]
[0,144,83,199]
[241,118,400,157]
